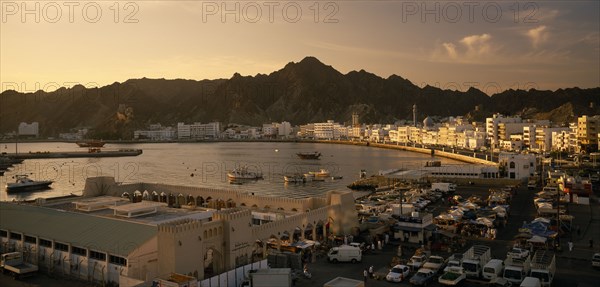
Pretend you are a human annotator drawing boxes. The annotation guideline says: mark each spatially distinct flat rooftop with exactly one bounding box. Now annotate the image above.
[44,197,216,225]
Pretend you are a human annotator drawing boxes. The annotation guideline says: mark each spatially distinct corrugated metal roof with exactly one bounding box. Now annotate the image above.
[0,202,156,256]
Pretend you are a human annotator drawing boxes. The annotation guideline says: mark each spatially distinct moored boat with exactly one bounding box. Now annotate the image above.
[309,169,330,177]
[284,174,305,183]
[227,166,263,180]
[76,140,106,148]
[296,152,321,160]
[6,175,53,192]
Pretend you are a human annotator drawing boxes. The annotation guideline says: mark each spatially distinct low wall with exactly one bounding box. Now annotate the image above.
[314,140,496,165]
[425,176,525,186]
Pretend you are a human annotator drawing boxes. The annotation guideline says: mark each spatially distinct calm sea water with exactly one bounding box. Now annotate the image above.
[0,142,461,201]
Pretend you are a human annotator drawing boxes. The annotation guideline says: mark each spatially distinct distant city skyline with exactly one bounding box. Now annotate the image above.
[1,1,599,94]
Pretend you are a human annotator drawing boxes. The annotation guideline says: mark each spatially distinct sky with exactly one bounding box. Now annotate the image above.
[1,1,599,95]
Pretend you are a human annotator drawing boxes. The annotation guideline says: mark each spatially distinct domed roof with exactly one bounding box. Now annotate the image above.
[423,116,433,128]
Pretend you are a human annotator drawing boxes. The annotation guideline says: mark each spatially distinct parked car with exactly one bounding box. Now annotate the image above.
[508,247,530,259]
[386,264,411,283]
[409,268,436,286]
[592,253,600,269]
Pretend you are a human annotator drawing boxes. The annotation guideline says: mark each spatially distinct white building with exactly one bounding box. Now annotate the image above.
[177,122,220,140]
[498,152,536,180]
[134,124,177,141]
[314,120,338,139]
[177,123,191,139]
[486,114,521,147]
[499,139,523,151]
[262,123,279,137]
[278,121,292,137]
[18,122,39,137]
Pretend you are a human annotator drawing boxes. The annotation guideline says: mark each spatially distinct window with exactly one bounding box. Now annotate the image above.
[9,232,22,241]
[0,230,7,237]
[109,255,127,266]
[90,250,106,261]
[55,242,69,252]
[72,246,87,256]
[509,162,515,168]
[39,239,52,248]
[24,235,36,244]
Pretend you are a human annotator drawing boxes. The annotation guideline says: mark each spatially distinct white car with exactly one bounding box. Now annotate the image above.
[507,247,530,259]
[592,253,600,268]
[386,264,410,282]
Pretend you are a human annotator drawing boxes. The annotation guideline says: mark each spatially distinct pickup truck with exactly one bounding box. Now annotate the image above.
[0,252,38,279]
[423,255,446,273]
[408,249,431,271]
[438,266,466,286]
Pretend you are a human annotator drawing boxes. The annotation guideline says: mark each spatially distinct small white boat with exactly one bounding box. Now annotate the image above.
[227,166,263,180]
[309,169,330,177]
[6,175,53,192]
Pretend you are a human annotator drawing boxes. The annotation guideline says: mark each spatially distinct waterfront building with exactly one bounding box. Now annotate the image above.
[298,124,314,138]
[0,177,358,286]
[134,124,177,141]
[262,123,279,137]
[18,122,39,138]
[421,164,499,179]
[278,121,292,137]
[177,122,220,140]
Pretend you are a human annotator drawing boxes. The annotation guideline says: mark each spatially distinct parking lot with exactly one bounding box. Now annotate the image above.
[295,183,600,287]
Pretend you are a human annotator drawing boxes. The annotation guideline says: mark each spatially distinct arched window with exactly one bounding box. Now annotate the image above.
[509,162,515,169]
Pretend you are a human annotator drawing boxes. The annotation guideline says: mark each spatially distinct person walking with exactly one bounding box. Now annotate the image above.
[568,241,573,251]
[363,268,368,284]
[369,265,374,278]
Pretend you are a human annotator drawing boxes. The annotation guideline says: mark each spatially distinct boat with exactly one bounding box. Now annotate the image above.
[284,175,305,183]
[309,169,330,177]
[76,140,106,148]
[331,175,343,180]
[227,166,263,180]
[6,175,53,192]
[296,152,322,160]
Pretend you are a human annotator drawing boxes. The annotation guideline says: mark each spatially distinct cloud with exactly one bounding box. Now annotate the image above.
[459,34,492,56]
[434,33,495,63]
[442,43,458,60]
[527,26,549,48]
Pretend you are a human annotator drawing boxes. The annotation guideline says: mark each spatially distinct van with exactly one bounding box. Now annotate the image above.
[327,245,362,263]
[520,277,541,287]
[483,259,504,280]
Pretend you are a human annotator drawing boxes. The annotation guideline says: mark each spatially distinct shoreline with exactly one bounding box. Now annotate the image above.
[1,138,496,165]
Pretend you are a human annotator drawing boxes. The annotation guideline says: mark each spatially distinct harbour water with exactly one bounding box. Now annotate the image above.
[0,142,461,201]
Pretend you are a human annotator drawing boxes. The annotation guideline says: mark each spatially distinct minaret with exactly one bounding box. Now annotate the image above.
[352,112,359,127]
[413,104,417,127]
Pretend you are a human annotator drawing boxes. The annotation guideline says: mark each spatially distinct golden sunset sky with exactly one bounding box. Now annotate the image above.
[1,1,599,94]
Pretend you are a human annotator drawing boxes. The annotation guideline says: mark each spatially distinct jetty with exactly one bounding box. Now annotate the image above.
[4,149,142,160]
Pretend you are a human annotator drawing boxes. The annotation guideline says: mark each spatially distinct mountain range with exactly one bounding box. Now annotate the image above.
[1,56,598,139]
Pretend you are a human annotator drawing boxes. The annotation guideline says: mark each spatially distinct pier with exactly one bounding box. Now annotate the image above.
[3,149,142,159]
